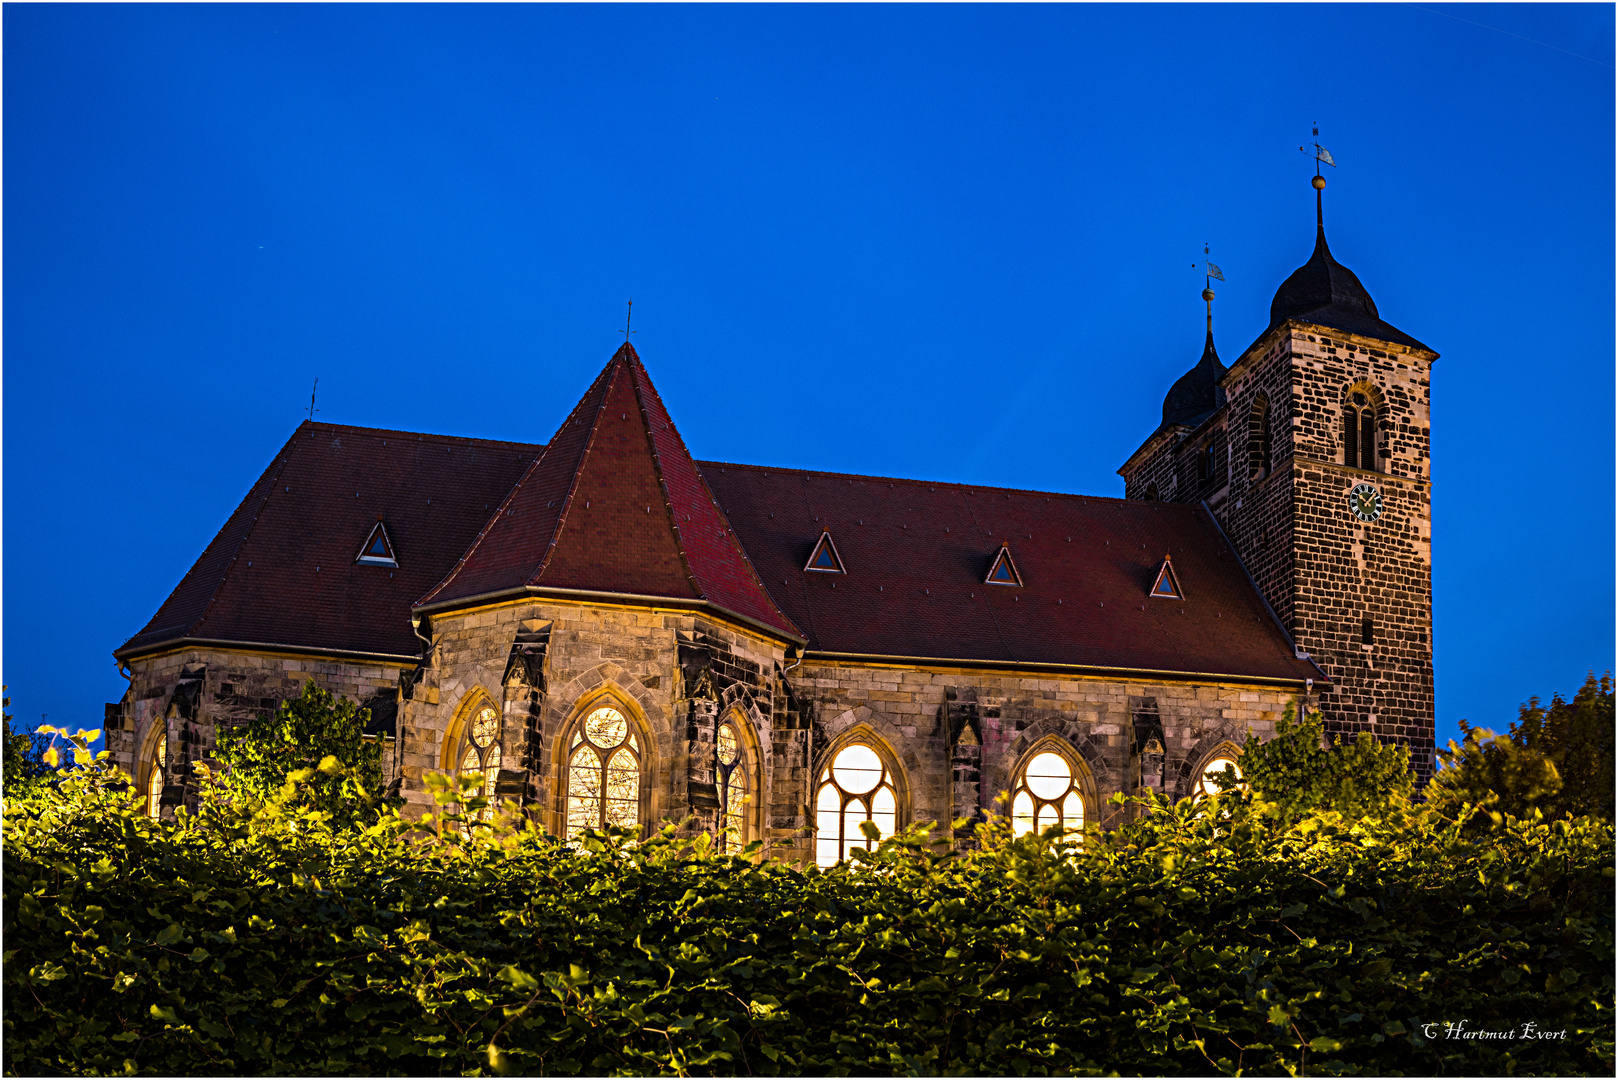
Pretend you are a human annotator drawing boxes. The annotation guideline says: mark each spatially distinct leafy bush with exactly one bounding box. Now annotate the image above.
[1231,705,1413,822]
[1430,674,1615,826]
[4,729,1613,1076]
[1,689,52,799]
[212,680,385,826]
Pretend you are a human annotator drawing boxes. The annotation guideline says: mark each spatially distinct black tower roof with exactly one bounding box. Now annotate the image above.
[1269,191,1431,352]
[1161,316,1226,428]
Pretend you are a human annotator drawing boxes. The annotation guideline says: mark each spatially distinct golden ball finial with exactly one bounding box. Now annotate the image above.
[1312,175,1327,191]
[1202,288,1215,302]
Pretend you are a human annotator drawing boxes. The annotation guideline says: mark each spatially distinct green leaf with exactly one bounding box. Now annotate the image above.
[150,1004,181,1024]
[154,924,184,947]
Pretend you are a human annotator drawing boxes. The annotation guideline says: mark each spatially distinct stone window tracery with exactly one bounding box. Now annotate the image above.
[565,704,642,838]
[1344,389,1380,472]
[814,743,897,867]
[1011,749,1084,837]
[715,719,751,851]
[456,705,502,824]
[145,732,166,819]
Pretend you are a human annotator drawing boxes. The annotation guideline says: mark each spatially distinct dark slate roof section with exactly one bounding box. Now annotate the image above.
[699,463,1323,684]
[418,345,802,641]
[1269,192,1432,353]
[117,422,541,661]
[119,421,1318,682]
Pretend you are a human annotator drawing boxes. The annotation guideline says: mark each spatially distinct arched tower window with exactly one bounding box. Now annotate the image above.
[1248,393,1272,479]
[565,703,642,838]
[455,704,503,823]
[144,730,166,819]
[1344,389,1380,473]
[1144,482,1160,501]
[814,742,898,867]
[715,716,755,852]
[1010,745,1088,837]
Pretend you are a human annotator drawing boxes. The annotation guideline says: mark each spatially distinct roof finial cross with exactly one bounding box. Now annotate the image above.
[308,377,319,422]
[622,299,636,344]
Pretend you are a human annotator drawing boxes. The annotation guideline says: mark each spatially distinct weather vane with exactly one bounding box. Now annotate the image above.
[1192,243,1225,290]
[1300,122,1337,177]
[622,300,636,344]
[308,378,319,422]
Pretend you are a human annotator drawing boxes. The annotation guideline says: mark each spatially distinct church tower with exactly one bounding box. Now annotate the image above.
[1121,174,1438,777]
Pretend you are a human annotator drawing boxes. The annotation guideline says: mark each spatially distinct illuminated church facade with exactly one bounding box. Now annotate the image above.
[109,178,1436,863]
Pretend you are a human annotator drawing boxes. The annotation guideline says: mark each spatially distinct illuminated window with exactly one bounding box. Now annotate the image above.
[1196,755,1243,798]
[814,743,897,867]
[456,705,502,824]
[716,720,750,852]
[1011,750,1084,838]
[146,734,166,819]
[566,705,641,838]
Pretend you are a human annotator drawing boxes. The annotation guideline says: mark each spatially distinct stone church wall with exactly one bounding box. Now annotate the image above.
[111,616,1306,857]
[110,648,408,814]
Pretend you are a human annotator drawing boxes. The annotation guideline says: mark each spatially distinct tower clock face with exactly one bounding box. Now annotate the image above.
[1349,483,1383,523]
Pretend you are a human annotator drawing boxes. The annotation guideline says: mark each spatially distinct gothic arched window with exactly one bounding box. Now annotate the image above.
[1195,752,1243,798]
[1249,393,1272,479]
[1144,482,1160,502]
[565,704,642,838]
[1344,390,1378,472]
[814,742,897,867]
[715,718,752,852]
[145,731,166,819]
[1011,749,1085,837]
[456,705,502,823]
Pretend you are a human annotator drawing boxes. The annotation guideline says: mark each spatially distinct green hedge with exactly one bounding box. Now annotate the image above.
[4,755,1613,1076]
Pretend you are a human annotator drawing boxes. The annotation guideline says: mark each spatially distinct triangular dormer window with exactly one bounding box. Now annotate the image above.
[804,531,845,574]
[1150,554,1182,599]
[985,546,1022,586]
[356,521,398,567]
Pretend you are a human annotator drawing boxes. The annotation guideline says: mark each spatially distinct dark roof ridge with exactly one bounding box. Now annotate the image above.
[415,353,620,609]
[694,457,1183,509]
[299,419,544,454]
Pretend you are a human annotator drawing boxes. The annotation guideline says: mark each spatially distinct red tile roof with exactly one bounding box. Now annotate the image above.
[416,344,803,641]
[700,463,1321,683]
[119,353,1322,686]
[116,423,539,661]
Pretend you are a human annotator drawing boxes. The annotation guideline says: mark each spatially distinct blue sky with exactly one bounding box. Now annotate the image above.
[5,4,1612,756]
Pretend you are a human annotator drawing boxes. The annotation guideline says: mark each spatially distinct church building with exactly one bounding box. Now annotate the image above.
[108,176,1436,864]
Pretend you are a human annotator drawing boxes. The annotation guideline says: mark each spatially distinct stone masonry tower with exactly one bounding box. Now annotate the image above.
[1121,175,1438,777]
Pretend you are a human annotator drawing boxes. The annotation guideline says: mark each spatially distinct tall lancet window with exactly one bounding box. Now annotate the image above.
[814,743,898,867]
[566,705,642,838]
[715,719,751,852]
[457,705,502,824]
[146,733,167,819]
[1345,391,1378,472]
[1249,393,1272,479]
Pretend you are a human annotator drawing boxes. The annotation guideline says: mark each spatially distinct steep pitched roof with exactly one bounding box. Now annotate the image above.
[700,463,1321,684]
[417,344,802,641]
[116,423,540,661]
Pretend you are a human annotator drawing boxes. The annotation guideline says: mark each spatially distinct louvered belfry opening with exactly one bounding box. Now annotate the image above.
[1360,410,1377,472]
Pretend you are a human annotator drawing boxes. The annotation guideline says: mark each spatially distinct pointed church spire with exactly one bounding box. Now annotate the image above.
[418,342,803,641]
